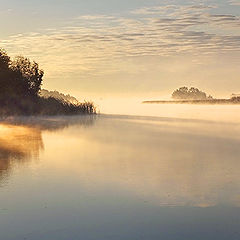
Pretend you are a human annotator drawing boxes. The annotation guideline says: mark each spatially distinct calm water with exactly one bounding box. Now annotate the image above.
[1,105,240,240]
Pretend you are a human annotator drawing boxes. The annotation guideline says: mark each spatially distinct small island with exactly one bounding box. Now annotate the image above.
[0,49,96,116]
[143,87,240,105]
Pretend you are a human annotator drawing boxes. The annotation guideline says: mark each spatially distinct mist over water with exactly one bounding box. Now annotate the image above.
[0,110,240,239]
[97,98,240,123]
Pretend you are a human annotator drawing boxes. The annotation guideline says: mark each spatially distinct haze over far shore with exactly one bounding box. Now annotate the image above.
[1,0,240,102]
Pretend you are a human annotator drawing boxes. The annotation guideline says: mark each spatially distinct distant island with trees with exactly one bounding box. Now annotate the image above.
[0,49,96,116]
[143,87,240,105]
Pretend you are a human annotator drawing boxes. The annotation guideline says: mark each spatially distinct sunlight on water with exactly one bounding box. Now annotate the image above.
[0,112,240,240]
[0,124,43,174]
[42,115,240,208]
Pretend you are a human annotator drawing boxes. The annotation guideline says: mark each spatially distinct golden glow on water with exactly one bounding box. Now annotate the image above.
[1,114,240,239]
[0,123,43,171]
[1,113,240,208]
[40,115,240,207]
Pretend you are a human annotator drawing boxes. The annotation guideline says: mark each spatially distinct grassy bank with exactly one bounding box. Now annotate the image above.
[0,95,96,116]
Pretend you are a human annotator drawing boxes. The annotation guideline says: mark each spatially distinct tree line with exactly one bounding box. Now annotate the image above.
[172,87,213,100]
[0,49,96,116]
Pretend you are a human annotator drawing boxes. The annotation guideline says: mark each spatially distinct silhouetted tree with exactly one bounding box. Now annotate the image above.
[172,87,210,100]
[0,49,44,98]
[0,49,12,97]
[231,96,240,102]
[0,49,96,116]
[11,56,44,96]
[0,48,10,69]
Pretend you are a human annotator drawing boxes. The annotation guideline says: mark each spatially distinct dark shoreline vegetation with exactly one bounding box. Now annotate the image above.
[0,49,96,116]
[143,99,240,105]
[143,87,240,105]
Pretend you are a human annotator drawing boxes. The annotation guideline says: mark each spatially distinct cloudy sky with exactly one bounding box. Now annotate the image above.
[1,0,240,100]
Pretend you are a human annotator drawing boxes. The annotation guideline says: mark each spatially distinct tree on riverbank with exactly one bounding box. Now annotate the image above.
[172,87,213,100]
[0,49,96,116]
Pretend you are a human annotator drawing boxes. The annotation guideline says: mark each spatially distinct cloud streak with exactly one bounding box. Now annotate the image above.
[1,3,240,79]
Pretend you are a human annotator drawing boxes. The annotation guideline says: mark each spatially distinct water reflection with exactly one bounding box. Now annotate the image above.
[0,124,43,177]
[42,114,240,208]
[1,114,240,208]
[0,116,95,179]
[1,114,240,240]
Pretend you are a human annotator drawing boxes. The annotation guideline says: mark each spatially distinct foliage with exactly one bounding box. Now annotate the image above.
[11,56,44,96]
[0,49,44,98]
[231,96,240,102]
[172,87,212,100]
[40,89,79,105]
[0,49,96,116]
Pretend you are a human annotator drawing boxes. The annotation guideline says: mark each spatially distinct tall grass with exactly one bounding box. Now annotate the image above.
[0,95,96,116]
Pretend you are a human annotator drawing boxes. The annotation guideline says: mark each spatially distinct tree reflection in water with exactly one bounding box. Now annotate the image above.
[0,116,96,179]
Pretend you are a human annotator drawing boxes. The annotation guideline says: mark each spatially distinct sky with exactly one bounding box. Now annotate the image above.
[1,0,240,101]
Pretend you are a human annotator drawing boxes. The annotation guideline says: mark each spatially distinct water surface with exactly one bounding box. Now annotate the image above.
[0,110,240,240]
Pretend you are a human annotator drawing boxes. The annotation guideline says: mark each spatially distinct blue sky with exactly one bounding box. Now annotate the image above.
[1,0,240,99]
[1,0,239,36]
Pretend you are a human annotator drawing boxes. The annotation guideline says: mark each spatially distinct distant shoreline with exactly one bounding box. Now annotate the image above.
[143,99,240,105]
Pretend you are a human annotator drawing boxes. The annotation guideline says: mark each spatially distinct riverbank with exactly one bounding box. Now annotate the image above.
[0,96,96,116]
[143,99,240,105]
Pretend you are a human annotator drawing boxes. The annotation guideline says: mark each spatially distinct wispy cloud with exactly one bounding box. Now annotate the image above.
[2,3,240,79]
